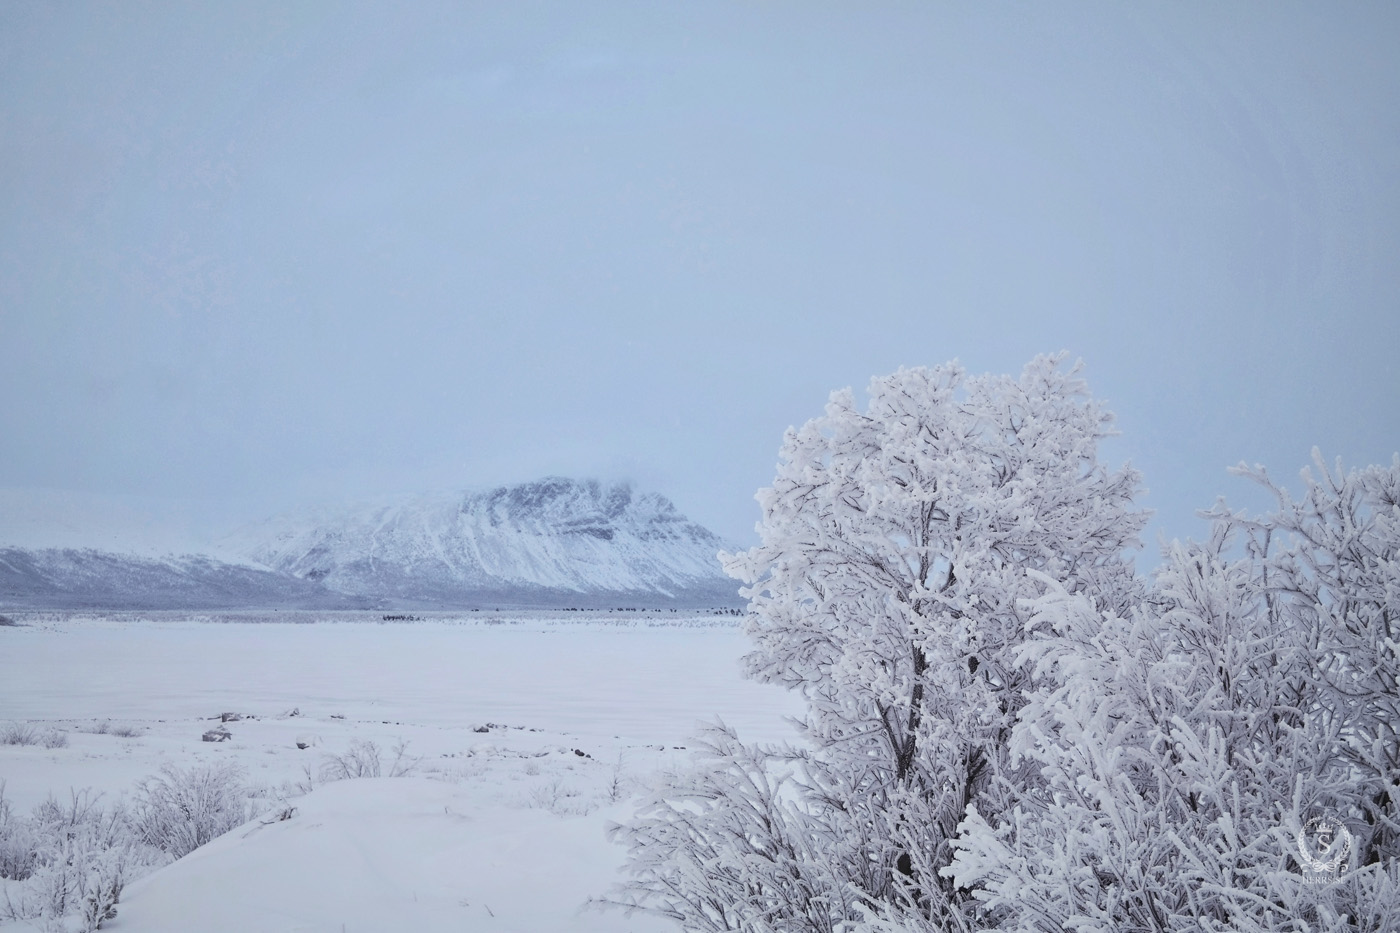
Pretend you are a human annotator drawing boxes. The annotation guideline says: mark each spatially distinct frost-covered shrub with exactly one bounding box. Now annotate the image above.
[320,739,383,780]
[0,723,37,746]
[320,739,418,782]
[610,723,867,932]
[943,454,1400,932]
[87,721,142,739]
[528,778,593,816]
[0,724,67,748]
[0,783,39,881]
[2,765,261,930]
[79,858,125,933]
[0,788,152,932]
[28,792,133,928]
[132,762,248,858]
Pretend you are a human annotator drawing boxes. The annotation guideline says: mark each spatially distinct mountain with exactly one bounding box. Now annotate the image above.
[0,479,743,610]
[0,547,357,611]
[225,478,741,608]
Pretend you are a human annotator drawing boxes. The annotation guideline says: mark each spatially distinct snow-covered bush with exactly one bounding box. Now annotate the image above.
[28,792,134,930]
[528,779,589,816]
[610,356,1147,930]
[0,782,40,881]
[610,722,870,931]
[0,723,67,748]
[319,738,418,782]
[2,763,267,930]
[0,789,152,932]
[945,453,1400,931]
[132,762,249,859]
[1226,453,1400,873]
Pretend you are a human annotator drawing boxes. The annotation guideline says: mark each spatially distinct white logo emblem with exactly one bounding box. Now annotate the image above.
[1296,815,1351,879]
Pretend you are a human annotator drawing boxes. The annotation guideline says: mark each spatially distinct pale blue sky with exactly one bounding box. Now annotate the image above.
[2,2,1397,551]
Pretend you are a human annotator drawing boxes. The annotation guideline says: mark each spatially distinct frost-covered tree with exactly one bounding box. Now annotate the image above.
[946,453,1400,932]
[609,355,1147,930]
[1225,453,1400,874]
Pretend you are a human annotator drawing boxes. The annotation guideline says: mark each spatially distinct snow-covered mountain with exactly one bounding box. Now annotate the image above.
[225,478,740,608]
[0,479,742,609]
[0,546,357,610]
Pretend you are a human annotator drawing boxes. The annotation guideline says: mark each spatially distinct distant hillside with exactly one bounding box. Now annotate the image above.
[0,547,357,610]
[226,477,741,608]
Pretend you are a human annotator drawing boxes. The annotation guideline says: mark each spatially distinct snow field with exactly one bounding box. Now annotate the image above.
[0,613,801,931]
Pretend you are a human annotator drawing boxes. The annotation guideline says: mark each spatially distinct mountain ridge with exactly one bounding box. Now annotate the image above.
[228,477,739,605]
[0,546,363,611]
[0,478,744,610]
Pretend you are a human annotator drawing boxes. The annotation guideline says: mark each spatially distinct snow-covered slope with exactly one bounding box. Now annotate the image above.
[0,547,354,610]
[0,489,343,610]
[228,478,740,607]
[104,778,666,933]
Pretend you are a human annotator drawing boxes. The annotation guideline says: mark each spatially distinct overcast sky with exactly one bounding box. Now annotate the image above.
[2,2,1397,554]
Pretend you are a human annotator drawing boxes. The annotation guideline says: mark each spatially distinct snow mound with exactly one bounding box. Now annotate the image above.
[107,777,663,933]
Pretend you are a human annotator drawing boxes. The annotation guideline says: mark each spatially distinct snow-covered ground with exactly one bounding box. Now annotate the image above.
[0,611,801,932]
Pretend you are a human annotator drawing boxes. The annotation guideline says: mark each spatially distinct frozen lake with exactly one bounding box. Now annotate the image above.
[1,612,796,739]
[0,612,801,807]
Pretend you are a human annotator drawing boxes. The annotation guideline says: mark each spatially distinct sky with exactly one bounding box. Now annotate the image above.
[2,2,1397,556]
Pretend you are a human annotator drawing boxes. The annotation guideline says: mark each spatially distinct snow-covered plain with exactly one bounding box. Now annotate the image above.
[0,611,801,932]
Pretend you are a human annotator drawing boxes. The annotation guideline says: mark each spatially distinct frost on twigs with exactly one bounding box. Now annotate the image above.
[319,739,419,782]
[133,762,249,859]
[1,723,67,748]
[604,721,860,930]
[0,785,158,933]
[1,762,271,931]
[946,453,1400,931]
